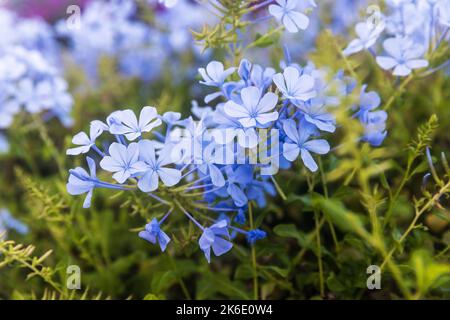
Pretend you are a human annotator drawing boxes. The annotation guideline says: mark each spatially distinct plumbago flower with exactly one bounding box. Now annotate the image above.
[198,61,236,103]
[376,38,429,76]
[67,56,388,263]
[223,86,279,128]
[0,208,28,240]
[268,0,311,33]
[56,0,164,82]
[353,85,388,147]
[282,119,330,172]
[0,46,73,152]
[343,0,449,76]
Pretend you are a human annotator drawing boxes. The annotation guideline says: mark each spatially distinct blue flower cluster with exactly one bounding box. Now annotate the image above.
[57,0,211,82]
[57,0,162,81]
[66,54,386,262]
[0,8,73,153]
[343,0,450,76]
[0,47,73,153]
[0,8,60,65]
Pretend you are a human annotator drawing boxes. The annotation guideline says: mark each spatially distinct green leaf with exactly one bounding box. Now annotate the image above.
[314,196,370,240]
[143,293,163,300]
[411,250,450,296]
[273,224,306,246]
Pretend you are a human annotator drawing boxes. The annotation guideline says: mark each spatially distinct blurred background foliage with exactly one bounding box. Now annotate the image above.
[0,0,449,300]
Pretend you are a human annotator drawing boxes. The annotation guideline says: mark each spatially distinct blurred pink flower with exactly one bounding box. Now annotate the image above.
[7,0,91,21]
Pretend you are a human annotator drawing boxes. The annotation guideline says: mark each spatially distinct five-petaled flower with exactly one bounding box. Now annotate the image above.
[282,119,330,172]
[273,66,316,102]
[108,106,162,141]
[269,0,310,33]
[100,142,148,183]
[223,86,279,128]
[376,38,429,76]
[137,140,182,192]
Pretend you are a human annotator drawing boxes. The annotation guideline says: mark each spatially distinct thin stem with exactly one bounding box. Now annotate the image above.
[174,199,204,230]
[314,209,325,297]
[383,75,413,111]
[248,202,259,300]
[318,158,340,252]
[381,180,450,270]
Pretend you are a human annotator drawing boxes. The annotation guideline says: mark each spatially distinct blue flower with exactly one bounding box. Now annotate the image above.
[0,209,28,239]
[223,86,279,128]
[199,61,236,87]
[234,209,246,225]
[269,0,310,33]
[0,133,8,154]
[282,119,330,172]
[343,22,385,56]
[100,142,147,183]
[67,157,98,209]
[198,220,233,263]
[354,85,381,123]
[139,218,171,252]
[137,140,182,192]
[197,143,226,187]
[67,121,106,156]
[108,106,162,141]
[238,59,275,90]
[376,38,429,76]
[438,0,450,27]
[247,229,267,245]
[273,66,316,102]
[295,100,336,133]
[361,110,388,147]
[199,61,236,103]
[223,166,254,207]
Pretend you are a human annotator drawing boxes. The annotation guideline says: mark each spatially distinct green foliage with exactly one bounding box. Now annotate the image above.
[1,1,449,300]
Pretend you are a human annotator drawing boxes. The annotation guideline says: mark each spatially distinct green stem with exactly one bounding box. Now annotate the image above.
[381,180,450,270]
[248,202,259,300]
[314,209,325,297]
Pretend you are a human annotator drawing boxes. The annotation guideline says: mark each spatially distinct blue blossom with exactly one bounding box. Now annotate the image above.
[0,209,29,240]
[108,106,162,141]
[273,66,316,102]
[0,47,73,128]
[294,100,336,133]
[376,38,429,76]
[361,110,388,147]
[67,121,106,156]
[238,59,275,90]
[282,119,330,172]
[247,229,267,245]
[0,133,8,154]
[224,166,254,207]
[354,85,381,123]
[139,218,171,252]
[269,0,310,33]
[100,142,148,184]
[438,0,450,27]
[223,86,279,128]
[343,22,385,56]
[234,209,246,225]
[67,157,98,209]
[137,140,182,192]
[198,220,233,263]
[197,143,226,187]
[199,61,236,103]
